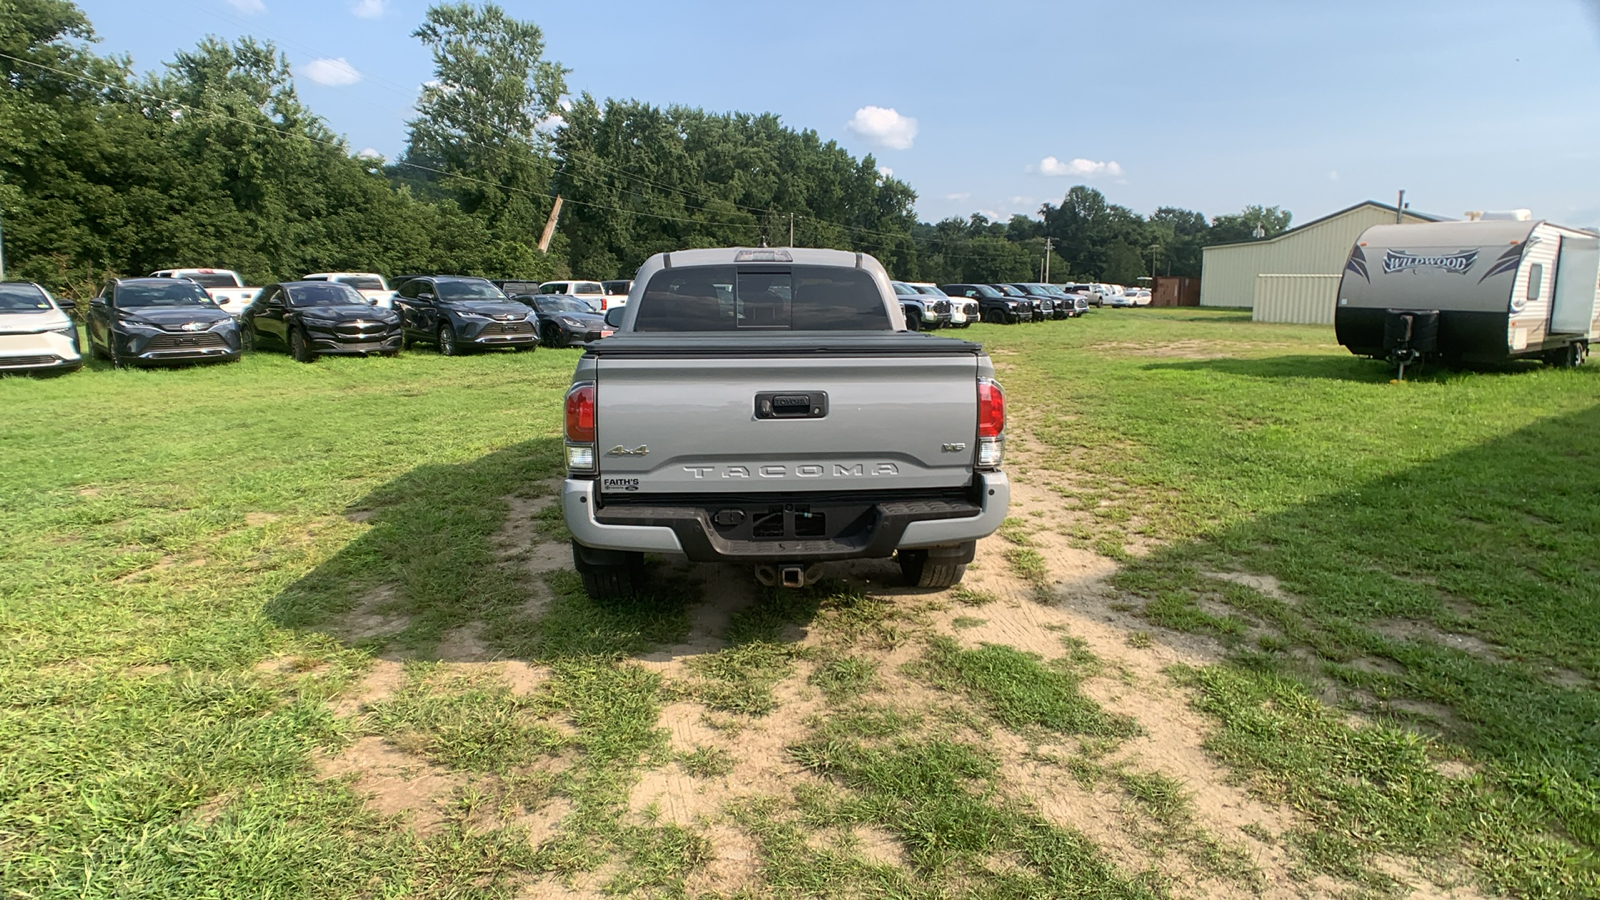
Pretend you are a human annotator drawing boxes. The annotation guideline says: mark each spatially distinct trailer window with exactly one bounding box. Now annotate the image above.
[633,266,891,331]
[1527,263,1543,301]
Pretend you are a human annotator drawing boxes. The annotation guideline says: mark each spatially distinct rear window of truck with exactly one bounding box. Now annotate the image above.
[186,273,243,289]
[632,266,890,332]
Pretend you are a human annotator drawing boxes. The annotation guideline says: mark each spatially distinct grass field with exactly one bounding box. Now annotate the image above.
[1,310,1595,899]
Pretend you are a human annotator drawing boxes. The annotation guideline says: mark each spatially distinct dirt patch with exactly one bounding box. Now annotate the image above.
[339,584,411,641]
[244,512,278,527]
[501,660,548,696]
[316,736,463,834]
[332,658,407,716]
[436,621,494,663]
[1543,667,1593,690]
[1371,619,1507,663]
[1092,340,1299,360]
[1204,571,1298,606]
[344,509,378,524]
[1349,656,1407,677]
[636,564,756,672]
[685,824,761,897]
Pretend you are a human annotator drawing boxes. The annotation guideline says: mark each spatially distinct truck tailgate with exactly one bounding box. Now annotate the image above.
[590,336,981,495]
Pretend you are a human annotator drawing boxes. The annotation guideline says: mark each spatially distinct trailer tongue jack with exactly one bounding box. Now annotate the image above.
[1383,309,1439,381]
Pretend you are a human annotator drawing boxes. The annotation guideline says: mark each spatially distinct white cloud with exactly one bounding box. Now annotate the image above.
[536,114,565,133]
[356,148,384,160]
[351,0,386,18]
[944,192,971,201]
[1035,156,1124,179]
[877,165,894,178]
[1328,170,1340,181]
[302,57,362,87]
[226,0,266,13]
[846,106,918,150]
[558,96,574,111]
[977,209,1003,221]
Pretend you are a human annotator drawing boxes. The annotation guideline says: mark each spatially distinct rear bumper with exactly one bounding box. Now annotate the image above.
[564,471,1010,562]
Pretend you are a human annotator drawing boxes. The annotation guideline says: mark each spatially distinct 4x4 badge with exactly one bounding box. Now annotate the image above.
[607,445,650,456]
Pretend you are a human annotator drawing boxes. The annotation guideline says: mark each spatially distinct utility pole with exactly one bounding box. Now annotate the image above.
[537,196,564,254]
[0,201,6,281]
[788,213,795,248]
[1042,236,1053,283]
[1396,189,1405,224]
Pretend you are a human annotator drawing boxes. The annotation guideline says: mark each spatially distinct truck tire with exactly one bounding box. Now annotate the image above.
[572,541,645,600]
[898,549,966,589]
[904,309,921,332]
[898,542,976,589]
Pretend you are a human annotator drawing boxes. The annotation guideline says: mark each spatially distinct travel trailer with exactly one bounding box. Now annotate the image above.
[1336,219,1598,376]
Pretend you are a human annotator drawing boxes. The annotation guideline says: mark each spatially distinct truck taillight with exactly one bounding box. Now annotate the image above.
[599,297,608,311]
[565,382,596,473]
[977,379,1005,438]
[976,378,1005,470]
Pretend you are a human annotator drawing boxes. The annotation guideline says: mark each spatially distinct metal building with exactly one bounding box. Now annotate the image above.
[1200,201,1443,323]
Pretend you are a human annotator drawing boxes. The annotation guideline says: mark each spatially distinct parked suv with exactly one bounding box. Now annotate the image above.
[241,281,402,361]
[85,278,241,367]
[0,282,83,374]
[941,284,1027,324]
[393,276,539,355]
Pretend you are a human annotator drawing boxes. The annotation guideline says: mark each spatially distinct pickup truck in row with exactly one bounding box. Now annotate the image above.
[148,269,260,319]
[561,247,1010,598]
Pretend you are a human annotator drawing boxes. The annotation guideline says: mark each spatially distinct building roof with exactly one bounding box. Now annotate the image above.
[1205,201,1449,250]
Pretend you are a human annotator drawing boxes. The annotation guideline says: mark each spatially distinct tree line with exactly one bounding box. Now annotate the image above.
[0,0,1291,297]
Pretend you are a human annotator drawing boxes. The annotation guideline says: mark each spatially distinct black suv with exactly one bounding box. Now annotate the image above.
[392,276,539,355]
[941,283,1028,324]
[241,281,401,361]
[85,278,241,367]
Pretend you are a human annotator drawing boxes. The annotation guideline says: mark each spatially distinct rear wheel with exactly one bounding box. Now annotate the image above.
[898,542,975,589]
[572,541,646,600]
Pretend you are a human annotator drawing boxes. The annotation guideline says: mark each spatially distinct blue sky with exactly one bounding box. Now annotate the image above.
[77,0,1600,228]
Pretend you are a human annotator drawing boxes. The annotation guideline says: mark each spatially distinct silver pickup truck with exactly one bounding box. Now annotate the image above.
[560,247,1010,598]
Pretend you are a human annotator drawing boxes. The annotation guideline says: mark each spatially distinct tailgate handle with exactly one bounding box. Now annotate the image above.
[755,391,828,419]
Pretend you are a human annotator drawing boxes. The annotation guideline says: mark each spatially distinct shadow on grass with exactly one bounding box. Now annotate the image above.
[1144,353,1549,382]
[264,436,830,666]
[1117,402,1600,864]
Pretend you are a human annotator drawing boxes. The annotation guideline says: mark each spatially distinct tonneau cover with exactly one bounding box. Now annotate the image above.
[583,331,982,358]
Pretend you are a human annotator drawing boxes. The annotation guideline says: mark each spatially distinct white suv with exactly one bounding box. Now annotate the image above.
[0,282,83,374]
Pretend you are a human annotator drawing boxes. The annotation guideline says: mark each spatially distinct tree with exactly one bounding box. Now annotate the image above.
[1148,207,1208,276]
[1209,204,1292,245]
[552,96,919,279]
[403,1,568,249]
